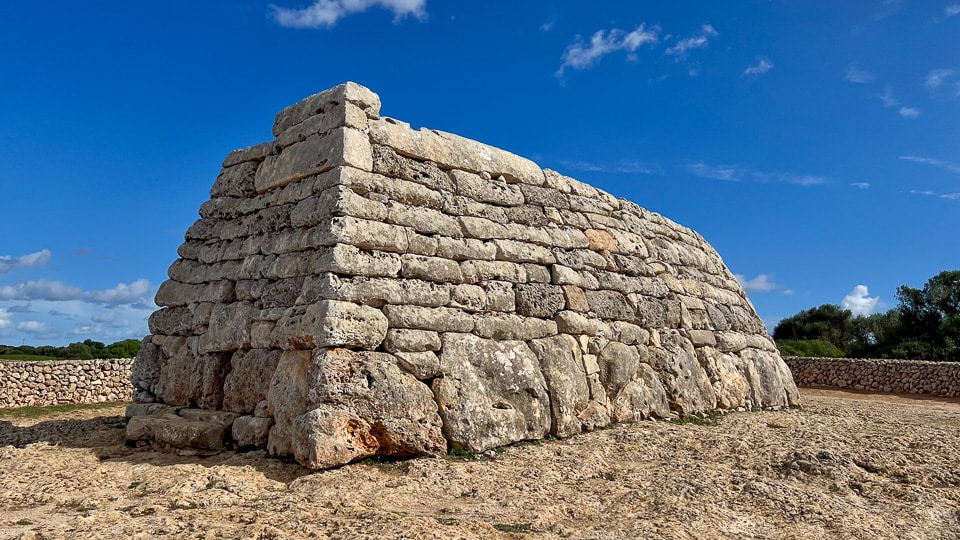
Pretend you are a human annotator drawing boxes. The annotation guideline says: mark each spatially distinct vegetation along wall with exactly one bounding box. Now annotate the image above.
[0,358,134,408]
[784,356,960,397]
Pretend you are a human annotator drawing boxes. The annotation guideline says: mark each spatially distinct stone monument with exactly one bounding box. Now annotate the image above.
[127,82,800,468]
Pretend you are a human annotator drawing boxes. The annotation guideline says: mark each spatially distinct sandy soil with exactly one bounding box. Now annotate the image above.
[2,388,959,540]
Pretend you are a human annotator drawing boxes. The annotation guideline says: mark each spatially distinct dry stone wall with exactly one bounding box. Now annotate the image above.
[0,359,134,408]
[128,82,800,469]
[785,356,960,397]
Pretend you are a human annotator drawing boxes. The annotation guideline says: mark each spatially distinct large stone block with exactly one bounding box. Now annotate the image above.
[433,334,550,452]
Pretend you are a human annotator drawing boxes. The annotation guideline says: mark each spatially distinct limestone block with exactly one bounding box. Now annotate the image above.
[368,117,545,185]
[610,364,671,422]
[652,331,717,415]
[528,335,590,438]
[311,274,452,308]
[223,349,281,414]
[382,305,475,333]
[293,349,445,467]
[611,321,650,346]
[519,183,569,209]
[482,281,517,312]
[400,254,464,283]
[322,216,411,253]
[473,313,557,341]
[385,201,461,236]
[554,249,609,272]
[211,161,259,198]
[448,283,488,312]
[131,338,162,397]
[611,254,656,277]
[504,205,551,227]
[687,329,718,348]
[554,310,600,336]
[585,289,634,320]
[433,333,551,452]
[442,193,509,223]
[493,239,556,265]
[297,300,388,351]
[311,245,402,278]
[562,285,589,312]
[328,167,445,211]
[448,169,524,206]
[436,237,496,261]
[266,350,313,457]
[696,347,748,409]
[515,283,565,318]
[460,260,526,283]
[597,342,640,402]
[255,128,372,193]
[233,415,274,448]
[272,81,381,136]
[458,215,507,240]
[395,351,441,380]
[523,263,552,284]
[222,141,275,168]
[383,329,442,353]
[550,264,597,289]
[198,303,256,353]
[371,144,455,192]
[276,101,368,148]
[127,414,227,453]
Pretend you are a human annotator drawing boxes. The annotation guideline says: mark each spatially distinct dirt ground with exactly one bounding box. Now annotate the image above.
[1,388,959,540]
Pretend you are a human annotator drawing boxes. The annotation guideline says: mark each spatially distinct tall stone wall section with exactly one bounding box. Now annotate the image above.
[0,359,134,408]
[129,82,799,469]
[785,356,960,397]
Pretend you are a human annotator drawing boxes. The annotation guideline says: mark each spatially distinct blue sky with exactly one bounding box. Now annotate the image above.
[1,1,958,346]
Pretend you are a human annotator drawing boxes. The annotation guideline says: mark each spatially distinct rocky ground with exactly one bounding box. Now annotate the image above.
[1,388,958,539]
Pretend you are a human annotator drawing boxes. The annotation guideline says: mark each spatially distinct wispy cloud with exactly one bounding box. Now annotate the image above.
[898,106,920,118]
[844,63,875,83]
[688,162,825,186]
[873,0,904,20]
[665,24,718,57]
[0,249,51,275]
[0,308,11,331]
[540,20,555,32]
[851,182,871,189]
[878,86,899,107]
[946,4,960,17]
[269,0,426,29]
[910,189,960,201]
[0,278,151,305]
[686,162,742,181]
[735,274,778,293]
[557,24,660,76]
[900,155,960,174]
[743,56,773,75]
[842,285,879,317]
[560,159,661,175]
[925,68,955,89]
[17,320,51,334]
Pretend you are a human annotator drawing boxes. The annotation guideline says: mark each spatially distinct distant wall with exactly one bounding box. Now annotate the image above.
[784,356,960,398]
[0,358,134,408]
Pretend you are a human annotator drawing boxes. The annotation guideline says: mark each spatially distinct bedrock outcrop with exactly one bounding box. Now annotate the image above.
[128,82,800,468]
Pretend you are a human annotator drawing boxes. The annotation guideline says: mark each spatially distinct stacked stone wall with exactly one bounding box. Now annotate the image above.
[785,356,960,397]
[128,82,799,468]
[0,359,134,408]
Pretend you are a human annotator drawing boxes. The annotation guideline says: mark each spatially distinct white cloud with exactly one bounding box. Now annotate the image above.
[898,106,920,118]
[666,26,714,57]
[0,249,51,275]
[557,24,660,76]
[947,4,960,16]
[560,159,660,175]
[899,155,960,174]
[735,274,778,293]
[17,320,51,334]
[743,56,773,75]
[540,21,554,32]
[909,189,960,201]
[925,68,954,89]
[844,63,875,83]
[270,0,426,29]
[687,162,742,181]
[841,285,879,317]
[0,278,151,305]
[878,86,899,107]
[0,308,11,330]
[851,182,871,189]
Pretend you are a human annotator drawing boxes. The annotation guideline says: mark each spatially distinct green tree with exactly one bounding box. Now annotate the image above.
[62,342,94,360]
[896,270,960,361]
[103,339,141,358]
[773,304,856,352]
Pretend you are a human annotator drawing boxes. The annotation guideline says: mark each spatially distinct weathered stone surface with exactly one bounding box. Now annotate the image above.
[528,335,590,438]
[433,334,550,452]
[130,81,800,467]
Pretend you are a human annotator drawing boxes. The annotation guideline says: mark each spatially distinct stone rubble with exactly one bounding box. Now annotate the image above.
[128,82,800,468]
[0,358,133,408]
